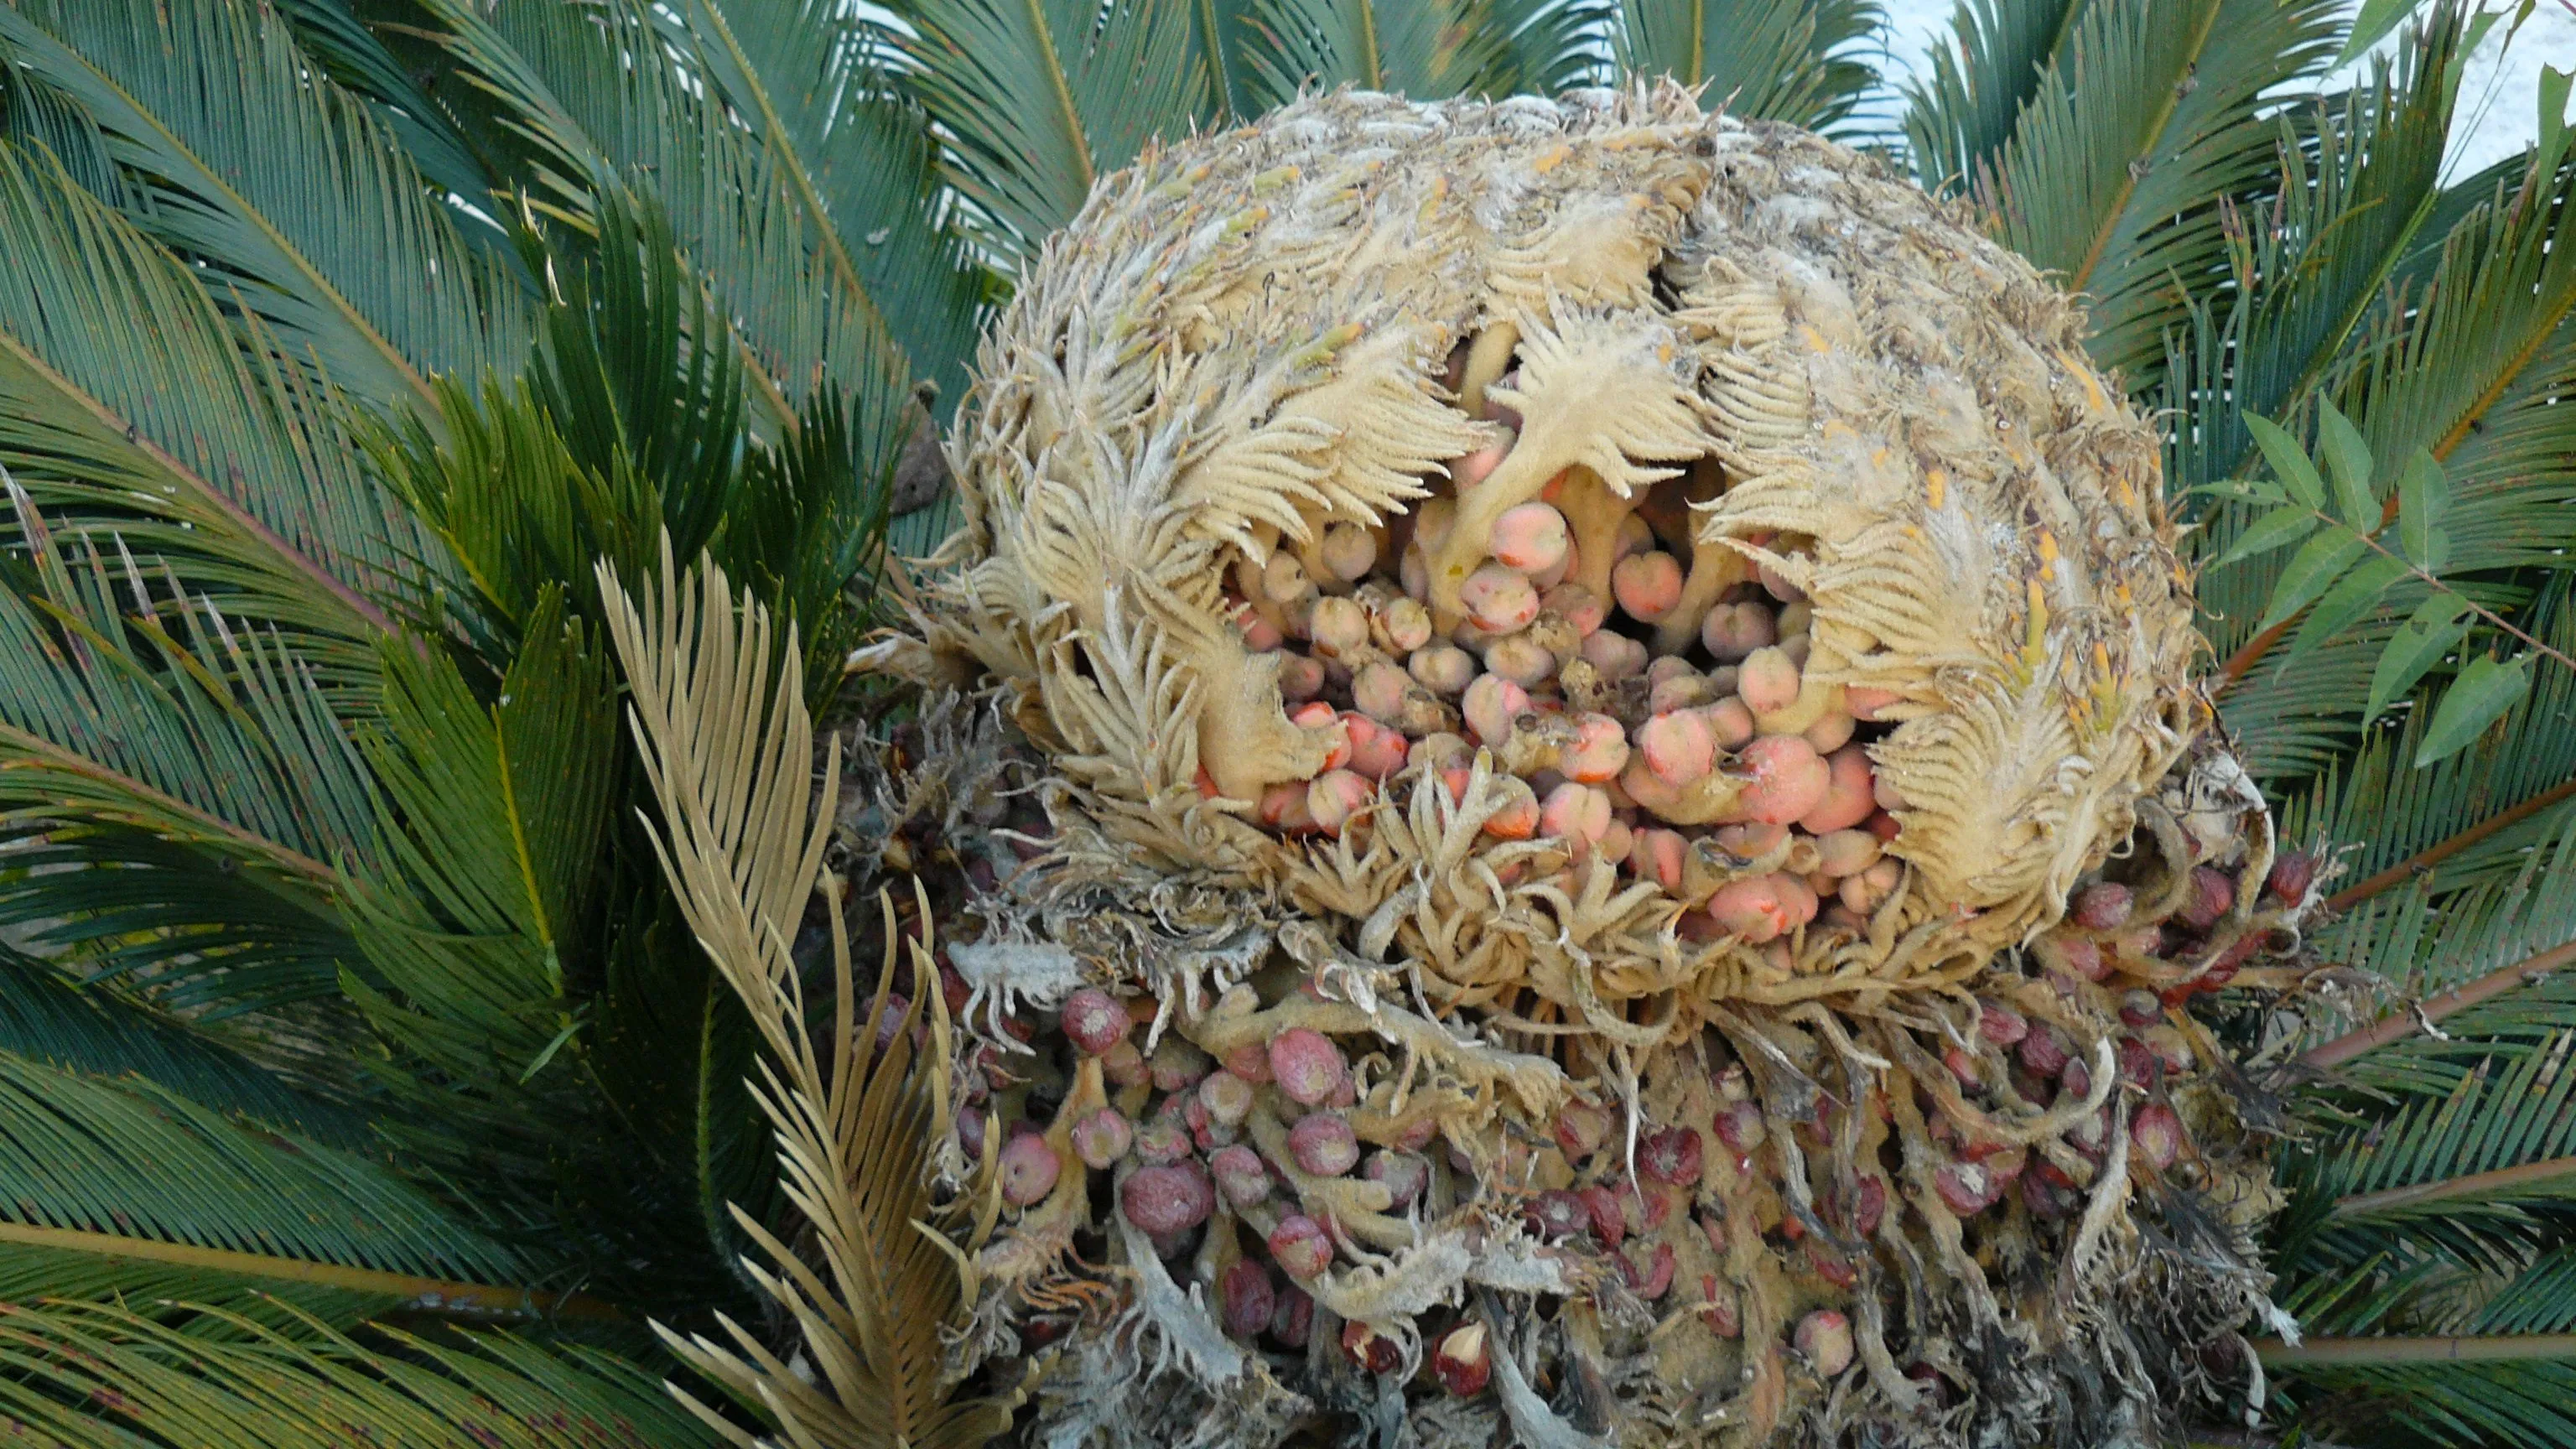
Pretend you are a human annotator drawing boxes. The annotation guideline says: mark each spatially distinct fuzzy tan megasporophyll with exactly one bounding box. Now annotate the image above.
[867,82,2307,1449]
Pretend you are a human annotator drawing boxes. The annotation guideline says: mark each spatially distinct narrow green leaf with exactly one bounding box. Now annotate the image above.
[2365,593,2474,719]
[2316,398,2380,528]
[2289,554,2407,657]
[2259,528,2373,631]
[2334,0,2420,66]
[2215,505,2322,569]
[2416,653,2532,766]
[2396,447,2450,567]
[2246,413,2328,509]
[2540,62,2573,179]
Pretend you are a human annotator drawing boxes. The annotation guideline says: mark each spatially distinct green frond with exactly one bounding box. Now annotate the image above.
[0,944,368,1146]
[1246,0,1544,108]
[1902,0,2087,195]
[1976,0,2344,381]
[423,0,947,473]
[1613,0,1883,131]
[0,1302,722,1448]
[0,0,537,419]
[2269,1353,2576,1449]
[892,0,1210,270]
[0,143,424,652]
[671,0,987,414]
[0,1051,521,1284]
[2162,13,2463,500]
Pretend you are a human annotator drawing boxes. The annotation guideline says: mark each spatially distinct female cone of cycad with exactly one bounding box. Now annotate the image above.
[875,80,2298,1449]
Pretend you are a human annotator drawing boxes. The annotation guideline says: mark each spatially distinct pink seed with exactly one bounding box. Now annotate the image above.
[1699,600,1778,662]
[1797,745,1876,834]
[1759,561,1805,601]
[1100,1038,1147,1088]
[1707,876,1794,943]
[2018,1026,2071,1077]
[1210,1143,1272,1208]
[1933,1161,1993,1216]
[1460,562,1540,632]
[1306,768,1374,836]
[1319,522,1376,582]
[1275,652,1327,702]
[1736,647,1800,714]
[1267,1214,1335,1279]
[1373,595,1433,652]
[1060,987,1130,1056]
[1540,782,1608,844]
[1483,778,1541,839]
[1258,782,1315,833]
[1612,551,1685,622]
[1268,1028,1349,1106]
[1490,502,1571,574]
[1562,714,1629,783]
[1483,631,1556,688]
[1452,441,1509,490]
[1976,1000,2029,1046]
[1615,512,1655,560]
[1541,584,1607,636]
[1261,553,1311,604]
[1524,1188,1589,1239]
[1221,1258,1275,1340]
[1794,1311,1853,1376]
[1133,1118,1193,1166]
[1597,818,1633,861]
[1462,673,1530,746]
[1412,498,1458,554]
[1347,719,1410,781]
[1639,1125,1704,1186]
[1845,685,1902,720]
[1639,709,1717,786]
[1353,662,1412,723]
[1198,1070,1256,1128]
[1803,710,1857,754]
[1410,644,1478,694]
[1737,735,1831,826]
[1288,701,1351,768]
[1630,828,1687,891]
[1000,1133,1062,1206]
[1120,1161,1214,1234]
[1814,828,1880,876]
[1233,602,1283,652]
[1287,1112,1361,1176]
[1071,1108,1134,1169]
[1308,595,1368,657]
[1705,697,1755,750]
[1580,629,1649,680]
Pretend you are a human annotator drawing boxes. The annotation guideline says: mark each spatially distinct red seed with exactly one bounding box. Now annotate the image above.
[1060,987,1130,1056]
[1640,1126,1704,1186]
[1287,1112,1360,1176]
[1976,999,2028,1046]
[1221,1041,1270,1083]
[1340,1320,1403,1375]
[2069,881,2133,930]
[1133,1118,1192,1166]
[1524,1188,1590,1240]
[1626,1241,1678,1299]
[1806,1244,1857,1289]
[1099,1038,1148,1088]
[2018,1026,2071,1078]
[2059,1055,2094,1101]
[1433,1322,1492,1396]
[1149,1038,1212,1094]
[2132,1102,2185,1171]
[1712,1098,1768,1155]
[1701,1277,1742,1337]
[1363,1150,1430,1208]
[1580,1185,1626,1247]
[1268,1213,1335,1279]
[1268,1028,1349,1106]
[1220,1259,1275,1340]
[1270,1285,1314,1346]
[1120,1162,1214,1235]
[1554,1101,1612,1161]
[1794,1310,1854,1376]
[1942,1045,1981,1088]
[1070,1108,1134,1169]
[2179,866,2236,930]
[1198,1070,1256,1127]
[2267,850,2317,906]
[1210,1143,1272,1208]
[2118,989,2163,1027]
[1933,1161,1994,1216]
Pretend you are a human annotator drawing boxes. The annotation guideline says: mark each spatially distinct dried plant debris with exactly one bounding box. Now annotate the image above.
[860,84,2309,1448]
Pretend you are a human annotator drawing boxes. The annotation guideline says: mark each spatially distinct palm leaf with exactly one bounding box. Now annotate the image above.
[0,1302,719,1448]
[892,0,1209,271]
[1903,0,2088,194]
[1613,0,1883,130]
[1247,0,1550,107]
[0,0,536,420]
[602,545,1012,1449]
[1976,0,2344,381]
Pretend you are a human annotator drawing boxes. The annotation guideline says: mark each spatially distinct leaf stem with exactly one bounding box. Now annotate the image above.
[2330,1151,2576,1218]
[2338,513,2576,676]
[2326,776,2576,911]
[2258,1332,2576,1366]
[2301,937,2576,1069]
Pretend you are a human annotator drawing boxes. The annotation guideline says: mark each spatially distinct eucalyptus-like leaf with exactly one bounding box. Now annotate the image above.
[2397,446,2452,568]
[2418,653,2532,766]
[2366,592,2476,720]
[2261,528,2374,632]
[2215,504,2322,570]
[2318,397,2380,528]
[2290,553,2408,657]
[2246,413,2329,510]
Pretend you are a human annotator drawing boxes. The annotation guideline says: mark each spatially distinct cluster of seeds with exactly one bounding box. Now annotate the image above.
[1221,371,1904,950]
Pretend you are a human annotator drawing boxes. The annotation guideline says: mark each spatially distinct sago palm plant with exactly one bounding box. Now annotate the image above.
[0,0,2570,1445]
